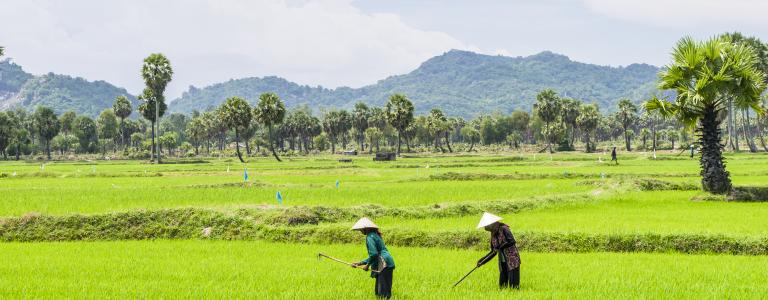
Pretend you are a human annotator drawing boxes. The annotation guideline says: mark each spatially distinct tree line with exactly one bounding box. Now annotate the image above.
[1,32,768,196]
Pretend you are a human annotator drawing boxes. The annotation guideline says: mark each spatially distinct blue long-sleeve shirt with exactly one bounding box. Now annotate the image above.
[359,231,395,276]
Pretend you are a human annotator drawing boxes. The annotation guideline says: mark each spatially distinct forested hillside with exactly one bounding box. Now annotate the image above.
[0,60,136,117]
[1,50,659,118]
[169,50,659,117]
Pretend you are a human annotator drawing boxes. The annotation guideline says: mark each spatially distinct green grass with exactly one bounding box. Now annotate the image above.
[2,152,768,298]
[0,174,590,216]
[2,154,765,213]
[376,190,768,239]
[0,240,765,299]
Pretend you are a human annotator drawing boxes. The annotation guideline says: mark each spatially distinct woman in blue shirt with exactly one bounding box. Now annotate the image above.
[350,217,395,299]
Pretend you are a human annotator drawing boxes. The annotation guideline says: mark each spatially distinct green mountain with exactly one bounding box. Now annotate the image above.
[0,59,34,100]
[0,60,137,118]
[170,50,660,117]
[1,50,660,118]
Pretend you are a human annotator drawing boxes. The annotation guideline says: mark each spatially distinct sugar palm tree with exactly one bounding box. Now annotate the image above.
[576,103,599,153]
[113,96,132,150]
[645,36,766,194]
[253,92,286,162]
[534,89,561,153]
[219,96,252,163]
[385,94,414,156]
[138,53,173,163]
[616,99,638,151]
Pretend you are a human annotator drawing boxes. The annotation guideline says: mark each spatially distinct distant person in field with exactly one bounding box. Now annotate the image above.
[611,147,618,165]
[350,218,395,299]
[475,212,521,289]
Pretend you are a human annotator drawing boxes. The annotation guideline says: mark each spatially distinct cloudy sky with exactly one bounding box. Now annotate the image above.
[1,0,766,99]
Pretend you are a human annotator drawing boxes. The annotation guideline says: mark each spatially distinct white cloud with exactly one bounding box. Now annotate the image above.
[0,0,474,99]
[583,0,768,27]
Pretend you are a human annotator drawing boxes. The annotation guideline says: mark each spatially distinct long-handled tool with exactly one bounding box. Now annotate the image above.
[318,253,368,270]
[452,265,480,288]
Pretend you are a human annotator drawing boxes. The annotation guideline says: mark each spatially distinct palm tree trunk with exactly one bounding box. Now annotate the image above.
[151,120,156,162]
[742,109,757,152]
[46,140,51,160]
[468,140,475,152]
[444,132,453,153]
[119,118,124,151]
[652,122,657,152]
[396,131,401,156]
[623,125,632,151]
[235,129,244,163]
[268,125,281,162]
[757,113,768,151]
[727,100,737,151]
[545,121,552,153]
[569,125,576,148]
[699,105,732,194]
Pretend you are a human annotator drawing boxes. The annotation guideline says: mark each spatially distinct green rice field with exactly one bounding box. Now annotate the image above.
[1,152,767,298]
[1,241,767,299]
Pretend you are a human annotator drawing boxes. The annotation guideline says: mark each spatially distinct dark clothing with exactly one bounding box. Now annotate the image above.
[499,266,520,289]
[490,224,521,270]
[478,223,521,289]
[611,148,618,164]
[375,267,394,299]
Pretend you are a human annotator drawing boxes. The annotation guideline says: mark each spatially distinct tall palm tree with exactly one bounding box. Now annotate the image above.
[253,92,286,162]
[138,53,173,163]
[645,36,766,194]
[576,103,599,153]
[616,99,638,151]
[534,89,561,153]
[113,96,133,150]
[219,96,252,163]
[385,94,414,156]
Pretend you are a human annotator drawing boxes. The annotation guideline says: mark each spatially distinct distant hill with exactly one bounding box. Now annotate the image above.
[1,50,660,118]
[170,50,660,117]
[0,60,137,118]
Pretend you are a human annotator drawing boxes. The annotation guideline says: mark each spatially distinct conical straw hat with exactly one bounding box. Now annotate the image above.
[476,212,502,229]
[351,217,379,230]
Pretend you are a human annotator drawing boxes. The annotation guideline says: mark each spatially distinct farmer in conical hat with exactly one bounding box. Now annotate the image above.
[475,212,521,289]
[350,217,396,299]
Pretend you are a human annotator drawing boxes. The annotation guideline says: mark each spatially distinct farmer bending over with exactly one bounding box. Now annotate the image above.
[350,217,396,299]
[476,212,521,289]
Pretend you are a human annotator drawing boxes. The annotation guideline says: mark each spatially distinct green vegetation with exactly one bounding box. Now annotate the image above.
[169,50,659,118]
[647,36,766,194]
[2,34,768,298]
[0,61,136,117]
[1,151,767,297]
[0,60,33,97]
[0,241,766,299]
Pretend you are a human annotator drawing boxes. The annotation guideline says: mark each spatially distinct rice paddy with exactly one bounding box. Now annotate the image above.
[1,151,767,298]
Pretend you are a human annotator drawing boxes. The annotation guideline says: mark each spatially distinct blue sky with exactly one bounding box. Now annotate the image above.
[0,0,765,99]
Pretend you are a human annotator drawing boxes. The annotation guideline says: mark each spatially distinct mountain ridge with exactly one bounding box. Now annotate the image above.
[169,49,660,117]
[0,59,137,117]
[0,50,660,118]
